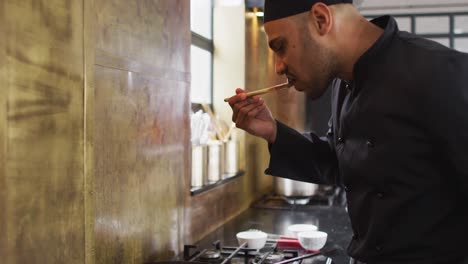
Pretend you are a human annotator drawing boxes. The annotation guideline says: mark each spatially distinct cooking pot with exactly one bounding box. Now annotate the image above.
[275,178,318,197]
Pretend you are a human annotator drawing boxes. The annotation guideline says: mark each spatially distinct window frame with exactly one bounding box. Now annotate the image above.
[365,12,468,50]
[190,0,215,105]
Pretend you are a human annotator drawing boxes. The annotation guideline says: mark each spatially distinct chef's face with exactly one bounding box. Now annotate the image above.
[264,13,337,99]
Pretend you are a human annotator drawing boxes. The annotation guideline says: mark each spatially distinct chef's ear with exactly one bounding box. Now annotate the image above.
[309,2,333,35]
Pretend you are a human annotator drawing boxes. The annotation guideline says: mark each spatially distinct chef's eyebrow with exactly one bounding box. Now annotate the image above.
[269,37,285,51]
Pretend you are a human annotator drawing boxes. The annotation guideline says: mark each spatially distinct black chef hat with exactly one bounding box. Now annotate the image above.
[264,0,353,23]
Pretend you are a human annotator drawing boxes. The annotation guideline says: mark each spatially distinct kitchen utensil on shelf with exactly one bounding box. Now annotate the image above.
[201,104,225,140]
[191,144,208,187]
[236,230,268,249]
[224,123,236,141]
[223,82,292,102]
[297,231,328,251]
[190,110,211,145]
[207,140,224,183]
[223,139,239,176]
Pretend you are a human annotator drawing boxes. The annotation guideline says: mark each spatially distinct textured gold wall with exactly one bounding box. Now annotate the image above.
[92,0,190,262]
[0,0,6,259]
[0,0,191,263]
[0,0,86,263]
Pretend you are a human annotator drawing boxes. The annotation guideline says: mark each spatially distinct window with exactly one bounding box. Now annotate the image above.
[366,12,468,51]
[415,16,449,34]
[191,0,214,104]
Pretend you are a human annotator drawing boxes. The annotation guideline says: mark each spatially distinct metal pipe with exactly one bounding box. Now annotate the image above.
[220,242,248,264]
[256,252,271,264]
[188,249,207,262]
[274,252,322,264]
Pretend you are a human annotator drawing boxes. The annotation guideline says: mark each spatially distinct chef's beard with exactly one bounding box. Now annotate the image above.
[293,15,339,100]
[301,42,338,100]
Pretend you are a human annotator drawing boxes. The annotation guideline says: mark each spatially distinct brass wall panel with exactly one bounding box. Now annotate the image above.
[2,0,85,263]
[95,49,190,83]
[185,177,256,243]
[95,0,190,72]
[94,65,189,262]
[0,0,7,260]
[93,0,190,262]
[84,0,96,263]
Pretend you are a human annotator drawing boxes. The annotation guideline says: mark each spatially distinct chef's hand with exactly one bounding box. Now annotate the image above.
[226,88,277,144]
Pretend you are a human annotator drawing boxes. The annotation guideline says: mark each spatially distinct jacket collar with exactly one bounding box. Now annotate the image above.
[352,15,398,89]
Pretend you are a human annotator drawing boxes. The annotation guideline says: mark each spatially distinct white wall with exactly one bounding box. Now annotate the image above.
[213,3,246,126]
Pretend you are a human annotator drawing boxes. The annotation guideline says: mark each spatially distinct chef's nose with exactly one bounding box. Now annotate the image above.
[275,56,286,75]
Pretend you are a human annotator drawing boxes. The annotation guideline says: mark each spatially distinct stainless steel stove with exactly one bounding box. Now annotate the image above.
[181,240,332,264]
[254,252,284,264]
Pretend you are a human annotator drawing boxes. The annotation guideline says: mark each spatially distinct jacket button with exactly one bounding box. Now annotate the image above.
[377,192,384,199]
[366,139,374,148]
[338,137,344,144]
[375,245,382,252]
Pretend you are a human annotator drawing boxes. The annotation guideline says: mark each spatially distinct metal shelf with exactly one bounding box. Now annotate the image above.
[190,170,245,196]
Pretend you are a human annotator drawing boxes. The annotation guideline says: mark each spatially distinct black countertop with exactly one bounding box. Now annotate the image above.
[191,206,353,264]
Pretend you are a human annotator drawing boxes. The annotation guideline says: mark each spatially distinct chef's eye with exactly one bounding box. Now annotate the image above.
[275,43,286,54]
[269,38,287,54]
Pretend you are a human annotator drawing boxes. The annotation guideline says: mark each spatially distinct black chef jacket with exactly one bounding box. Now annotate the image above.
[265,16,468,264]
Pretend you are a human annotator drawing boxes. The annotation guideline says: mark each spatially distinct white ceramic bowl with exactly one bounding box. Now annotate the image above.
[236,230,268,249]
[287,224,318,238]
[297,231,328,251]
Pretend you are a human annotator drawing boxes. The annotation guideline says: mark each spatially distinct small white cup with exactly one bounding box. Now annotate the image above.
[287,224,318,238]
[297,231,328,251]
[236,230,267,249]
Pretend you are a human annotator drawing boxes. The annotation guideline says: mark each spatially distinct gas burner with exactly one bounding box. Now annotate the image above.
[254,253,285,264]
[182,240,326,264]
[283,197,311,205]
[200,250,221,260]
